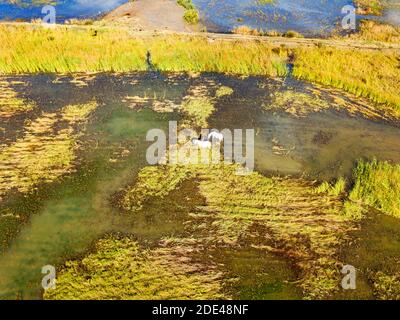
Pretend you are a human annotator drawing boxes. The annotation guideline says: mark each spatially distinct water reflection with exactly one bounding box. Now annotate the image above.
[0,0,127,21]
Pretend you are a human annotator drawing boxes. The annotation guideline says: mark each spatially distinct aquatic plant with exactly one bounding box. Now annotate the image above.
[232,25,261,36]
[44,236,225,300]
[268,90,330,117]
[0,80,35,117]
[372,272,400,300]
[117,161,353,299]
[314,177,347,197]
[1,24,400,116]
[215,86,234,97]
[0,101,97,197]
[180,97,215,128]
[284,30,304,38]
[147,35,287,76]
[121,165,194,212]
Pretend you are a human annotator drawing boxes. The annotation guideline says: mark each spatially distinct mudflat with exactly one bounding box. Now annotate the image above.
[104,0,198,32]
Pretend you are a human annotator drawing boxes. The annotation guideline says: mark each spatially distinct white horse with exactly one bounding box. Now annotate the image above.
[207,130,224,143]
[191,135,212,149]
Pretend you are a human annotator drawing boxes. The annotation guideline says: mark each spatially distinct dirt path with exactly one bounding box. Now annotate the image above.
[127,29,400,52]
[1,21,399,52]
[103,0,200,32]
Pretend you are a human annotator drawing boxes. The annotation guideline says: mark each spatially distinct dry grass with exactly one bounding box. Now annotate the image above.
[354,0,383,15]
[344,20,400,43]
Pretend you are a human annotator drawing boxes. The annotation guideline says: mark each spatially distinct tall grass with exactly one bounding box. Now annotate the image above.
[293,46,400,114]
[349,159,400,218]
[0,25,148,73]
[0,25,287,76]
[148,35,287,76]
[2,24,400,114]
[343,20,400,43]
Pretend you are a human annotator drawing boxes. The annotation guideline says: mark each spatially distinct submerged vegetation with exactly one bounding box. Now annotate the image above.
[1,24,399,116]
[0,7,400,299]
[0,101,97,198]
[0,71,398,299]
[44,236,224,300]
[47,161,354,300]
[0,80,35,117]
[268,90,329,117]
[43,82,381,301]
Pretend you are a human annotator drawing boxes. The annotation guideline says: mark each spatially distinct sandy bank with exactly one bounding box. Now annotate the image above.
[103,0,200,32]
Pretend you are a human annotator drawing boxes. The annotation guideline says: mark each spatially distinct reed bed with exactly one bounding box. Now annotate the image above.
[0,25,287,76]
[293,46,400,114]
[349,159,400,218]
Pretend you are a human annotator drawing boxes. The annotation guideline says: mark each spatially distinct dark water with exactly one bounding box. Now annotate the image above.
[0,72,399,299]
[0,0,128,22]
[193,0,400,35]
[0,0,399,35]
[194,0,352,35]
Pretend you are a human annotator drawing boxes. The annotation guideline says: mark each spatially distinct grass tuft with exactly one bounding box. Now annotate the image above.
[349,159,400,218]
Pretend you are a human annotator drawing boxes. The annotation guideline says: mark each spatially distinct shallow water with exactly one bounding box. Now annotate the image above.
[0,0,127,21]
[336,210,400,299]
[193,0,400,35]
[0,72,399,299]
[0,0,399,36]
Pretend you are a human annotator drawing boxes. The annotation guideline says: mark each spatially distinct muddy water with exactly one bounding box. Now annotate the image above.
[0,72,399,299]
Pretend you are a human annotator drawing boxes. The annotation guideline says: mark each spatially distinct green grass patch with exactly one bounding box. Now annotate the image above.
[0,25,287,76]
[349,159,400,218]
[216,86,234,97]
[183,9,199,24]
[177,0,199,24]
[293,46,400,115]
